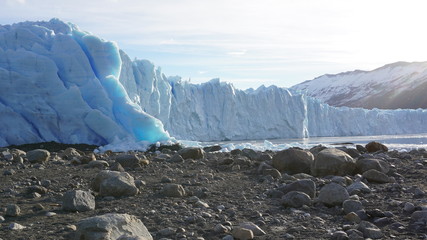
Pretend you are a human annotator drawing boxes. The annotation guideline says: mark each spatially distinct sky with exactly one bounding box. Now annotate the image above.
[1,0,427,90]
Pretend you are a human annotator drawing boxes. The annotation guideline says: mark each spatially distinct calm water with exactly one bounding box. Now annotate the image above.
[183,133,427,151]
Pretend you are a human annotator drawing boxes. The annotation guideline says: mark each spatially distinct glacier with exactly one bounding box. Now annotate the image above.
[1,19,427,148]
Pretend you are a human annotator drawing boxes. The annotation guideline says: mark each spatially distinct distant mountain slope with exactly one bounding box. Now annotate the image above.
[291,62,427,109]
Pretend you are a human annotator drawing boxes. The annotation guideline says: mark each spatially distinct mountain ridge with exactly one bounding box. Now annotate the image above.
[291,61,427,109]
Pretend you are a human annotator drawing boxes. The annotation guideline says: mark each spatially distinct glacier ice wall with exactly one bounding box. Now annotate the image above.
[0,19,169,146]
[1,19,427,147]
[119,62,427,141]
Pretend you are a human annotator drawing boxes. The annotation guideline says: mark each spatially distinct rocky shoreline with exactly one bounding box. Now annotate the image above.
[0,142,426,239]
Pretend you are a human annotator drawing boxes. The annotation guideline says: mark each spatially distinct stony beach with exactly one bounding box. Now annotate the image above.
[0,141,426,240]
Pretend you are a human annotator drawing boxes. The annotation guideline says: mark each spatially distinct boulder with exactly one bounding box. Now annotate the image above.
[242,148,259,160]
[355,158,390,174]
[74,213,153,240]
[343,199,363,214]
[178,147,205,160]
[357,221,383,239]
[347,181,371,195]
[61,147,81,159]
[116,154,144,168]
[26,149,50,163]
[318,182,349,206]
[203,145,222,152]
[92,170,138,197]
[365,141,388,153]
[62,190,95,212]
[282,191,312,208]
[362,169,390,183]
[311,148,355,177]
[272,148,314,174]
[278,179,316,198]
[337,147,361,158]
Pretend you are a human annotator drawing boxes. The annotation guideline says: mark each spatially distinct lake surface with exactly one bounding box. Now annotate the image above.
[181,133,427,151]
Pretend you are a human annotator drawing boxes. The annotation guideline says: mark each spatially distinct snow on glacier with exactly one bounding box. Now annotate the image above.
[1,19,427,148]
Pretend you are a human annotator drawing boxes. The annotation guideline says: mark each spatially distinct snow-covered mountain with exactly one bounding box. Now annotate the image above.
[291,62,427,109]
[1,19,427,148]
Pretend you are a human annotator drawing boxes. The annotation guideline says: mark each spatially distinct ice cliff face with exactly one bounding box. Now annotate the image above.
[1,19,427,147]
[291,62,427,109]
[0,19,169,146]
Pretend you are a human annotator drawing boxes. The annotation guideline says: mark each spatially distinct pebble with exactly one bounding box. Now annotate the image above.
[0,216,5,222]
[46,211,57,217]
[162,184,186,197]
[8,222,26,230]
[214,223,228,233]
[158,227,175,236]
[239,222,266,236]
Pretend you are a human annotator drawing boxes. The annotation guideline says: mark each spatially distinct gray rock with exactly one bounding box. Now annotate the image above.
[62,148,81,159]
[344,212,361,223]
[26,149,50,163]
[87,160,109,169]
[404,202,415,213]
[74,213,153,240]
[162,184,186,197]
[62,190,95,212]
[272,148,314,174]
[411,210,427,222]
[110,162,125,172]
[242,148,260,160]
[262,168,282,179]
[116,154,144,168]
[346,229,364,240]
[79,153,96,164]
[92,170,138,197]
[331,231,348,240]
[346,181,371,195]
[169,154,184,163]
[26,185,48,195]
[362,169,390,183]
[8,222,25,230]
[318,182,349,206]
[178,147,205,160]
[355,158,390,174]
[203,145,222,152]
[357,221,383,239]
[343,199,363,214]
[158,227,175,236]
[6,204,20,217]
[279,179,316,198]
[214,224,228,233]
[338,147,361,158]
[239,222,266,236]
[311,148,355,177]
[282,191,312,208]
[365,141,388,153]
[232,227,254,240]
